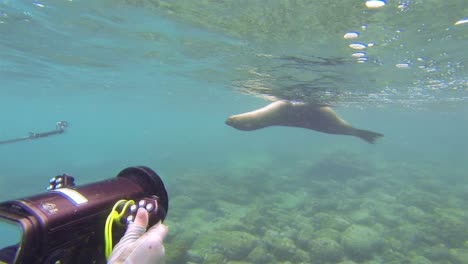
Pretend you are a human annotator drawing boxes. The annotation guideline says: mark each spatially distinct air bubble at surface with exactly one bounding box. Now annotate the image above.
[344,32,359,39]
[454,19,468,26]
[349,43,367,50]
[366,0,386,9]
[352,52,366,58]
[396,63,410,68]
[357,57,368,63]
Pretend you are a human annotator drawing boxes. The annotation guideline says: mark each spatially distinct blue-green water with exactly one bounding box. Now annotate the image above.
[1,0,467,263]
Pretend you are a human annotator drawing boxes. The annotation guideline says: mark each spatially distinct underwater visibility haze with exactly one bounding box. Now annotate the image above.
[1,0,468,263]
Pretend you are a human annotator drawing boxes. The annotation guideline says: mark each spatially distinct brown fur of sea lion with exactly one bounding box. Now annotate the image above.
[225,100,383,144]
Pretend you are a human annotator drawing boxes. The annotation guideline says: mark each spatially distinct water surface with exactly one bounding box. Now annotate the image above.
[1,1,467,263]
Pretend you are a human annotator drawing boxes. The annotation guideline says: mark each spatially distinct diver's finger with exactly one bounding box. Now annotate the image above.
[108,211,149,262]
[133,208,149,229]
[115,208,148,245]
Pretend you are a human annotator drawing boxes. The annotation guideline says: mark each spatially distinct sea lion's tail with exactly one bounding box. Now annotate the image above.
[354,129,384,144]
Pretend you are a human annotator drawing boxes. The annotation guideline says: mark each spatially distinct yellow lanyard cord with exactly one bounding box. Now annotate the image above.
[104,199,135,260]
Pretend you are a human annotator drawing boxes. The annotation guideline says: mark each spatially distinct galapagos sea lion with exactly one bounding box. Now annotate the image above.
[225,100,383,144]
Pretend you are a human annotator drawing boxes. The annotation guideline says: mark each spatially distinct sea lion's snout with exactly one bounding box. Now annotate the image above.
[225,116,244,129]
[225,115,255,131]
[225,117,235,127]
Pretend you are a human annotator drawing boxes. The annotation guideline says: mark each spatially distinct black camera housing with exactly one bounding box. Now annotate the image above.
[0,166,169,264]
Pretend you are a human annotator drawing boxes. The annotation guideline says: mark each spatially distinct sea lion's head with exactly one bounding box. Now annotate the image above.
[225,115,257,131]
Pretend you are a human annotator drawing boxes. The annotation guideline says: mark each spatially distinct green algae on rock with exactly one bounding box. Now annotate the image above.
[449,248,468,264]
[341,224,384,261]
[247,245,275,264]
[189,230,257,262]
[309,237,344,262]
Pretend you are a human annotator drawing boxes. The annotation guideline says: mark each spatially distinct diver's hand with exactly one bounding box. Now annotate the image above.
[107,208,168,264]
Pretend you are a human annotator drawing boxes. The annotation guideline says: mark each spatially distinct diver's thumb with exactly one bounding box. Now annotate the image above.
[118,208,148,244]
[133,208,149,229]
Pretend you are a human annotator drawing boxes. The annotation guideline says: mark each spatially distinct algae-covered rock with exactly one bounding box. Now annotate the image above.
[240,206,267,234]
[421,244,450,262]
[393,224,424,251]
[296,224,316,249]
[330,217,352,232]
[314,228,341,241]
[337,261,357,264]
[449,248,468,264]
[263,229,280,245]
[271,236,298,261]
[341,225,383,261]
[309,237,344,262]
[204,253,226,263]
[313,212,351,231]
[247,245,275,263]
[408,255,432,264]
[221,231,257,259]
[189,230,257,261]
[349,209,374,225]
[404,206,427,222]
[434,208,468,247]
[164,231,197,263]
[313,212,332,227]
[186,249,204,263]
[292,248,311,263]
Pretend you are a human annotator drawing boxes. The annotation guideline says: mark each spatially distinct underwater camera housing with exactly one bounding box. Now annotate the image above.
[0,166,169,264]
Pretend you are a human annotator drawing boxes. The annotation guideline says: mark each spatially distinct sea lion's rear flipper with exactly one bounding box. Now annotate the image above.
[353,129,384,144]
